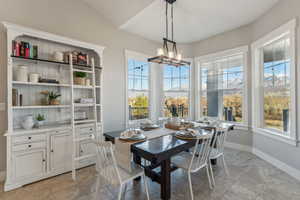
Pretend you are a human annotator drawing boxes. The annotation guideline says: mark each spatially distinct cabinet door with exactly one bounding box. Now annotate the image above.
[50,133,72,172]
[13,149,46,180]
[78,141,96,166]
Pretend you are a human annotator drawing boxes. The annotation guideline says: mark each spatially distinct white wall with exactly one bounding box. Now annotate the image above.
[250,0,300,172]
[191,0,300,173]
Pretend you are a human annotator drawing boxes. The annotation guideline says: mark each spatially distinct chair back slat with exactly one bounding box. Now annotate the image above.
[189,131,213,171]
[212,123,233,155]
[94,141,122,186]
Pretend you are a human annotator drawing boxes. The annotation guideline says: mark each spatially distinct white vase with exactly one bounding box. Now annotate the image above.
[29,73,39,83]
[21,115,35,130]
[53,51,64,62]
[16,66,28,82]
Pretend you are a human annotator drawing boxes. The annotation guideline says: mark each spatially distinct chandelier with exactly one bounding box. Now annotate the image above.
[148,0,190,67]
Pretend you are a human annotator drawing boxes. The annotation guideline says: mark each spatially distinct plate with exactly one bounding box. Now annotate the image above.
[119,134,147,141]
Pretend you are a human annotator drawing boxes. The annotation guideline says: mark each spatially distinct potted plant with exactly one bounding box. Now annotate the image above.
[48,91,61,105]
[74,71,87,85]
[35,114,45,128]
[40,91,61,105]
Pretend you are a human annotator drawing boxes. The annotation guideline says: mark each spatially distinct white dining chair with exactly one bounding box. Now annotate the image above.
[171,132,214,200]
[209,123,234,178]
[94,141,150,200]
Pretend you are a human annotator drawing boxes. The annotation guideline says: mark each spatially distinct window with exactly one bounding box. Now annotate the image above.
[196,46,248,124]
[163,65,190,118]
[252,19,297,144]
[263,37,290,132]
[126,51,151,123]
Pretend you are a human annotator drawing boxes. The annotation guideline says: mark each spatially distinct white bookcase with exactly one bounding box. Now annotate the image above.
[3,22,105,191]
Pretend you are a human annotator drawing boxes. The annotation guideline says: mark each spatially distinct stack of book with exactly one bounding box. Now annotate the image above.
[12,40,38,59]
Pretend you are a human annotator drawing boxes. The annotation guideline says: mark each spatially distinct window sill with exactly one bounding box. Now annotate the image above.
[253,128,299,146]
[218,121,250,131]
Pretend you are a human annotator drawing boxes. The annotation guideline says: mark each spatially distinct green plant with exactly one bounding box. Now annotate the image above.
[74,71,87,78]
[36,114,45,121]
[48,91,61,100]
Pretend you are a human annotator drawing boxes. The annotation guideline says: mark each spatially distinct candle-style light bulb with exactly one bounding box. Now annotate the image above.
[157,48,164,56]
[168,51,174,58]
[176,53,182,60]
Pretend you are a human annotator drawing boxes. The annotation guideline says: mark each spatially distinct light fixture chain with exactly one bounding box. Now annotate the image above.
[166,0,168,39]
[171,3,174,41]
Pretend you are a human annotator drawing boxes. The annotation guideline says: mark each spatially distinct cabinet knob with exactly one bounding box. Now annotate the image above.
[28,137,32,140]
[42,159,46,162]
[51,150,54,153]
[28,145,32,148]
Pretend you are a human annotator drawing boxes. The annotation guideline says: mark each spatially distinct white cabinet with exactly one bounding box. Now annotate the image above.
[50,132,72,172]
[12,149,46,181]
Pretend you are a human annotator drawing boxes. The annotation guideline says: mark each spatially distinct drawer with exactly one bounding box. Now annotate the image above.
[13,134,46,144]
[13,141,46,152]
[76,126,94,133]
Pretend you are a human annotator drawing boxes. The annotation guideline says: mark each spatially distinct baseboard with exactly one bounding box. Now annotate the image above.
[224,142,252,153]
[253,148,300,182]
[0,171,6,182]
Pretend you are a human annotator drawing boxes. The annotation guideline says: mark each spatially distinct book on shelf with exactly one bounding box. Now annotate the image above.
[12,40,38,59]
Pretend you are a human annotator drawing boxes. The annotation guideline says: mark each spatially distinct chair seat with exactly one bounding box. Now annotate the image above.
[99,162,144,185]
[118,162,144,182]
[209,148,223,159]
[172,152,206,172]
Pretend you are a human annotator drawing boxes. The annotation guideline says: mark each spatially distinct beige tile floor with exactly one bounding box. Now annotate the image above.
[1,148,300,200]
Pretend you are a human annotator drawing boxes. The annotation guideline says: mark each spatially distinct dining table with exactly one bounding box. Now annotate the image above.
[103,126,219,200]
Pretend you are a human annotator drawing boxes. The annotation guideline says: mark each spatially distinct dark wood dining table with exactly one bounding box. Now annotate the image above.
[103,128,217,200]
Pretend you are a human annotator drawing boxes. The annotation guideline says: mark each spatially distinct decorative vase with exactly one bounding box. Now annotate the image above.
[49,99,60,105]
[53,51,64,62]
[29,73,39,83]
[21,115,35,130]
[74,77,85,85]
[85,79,91,86]
[16,66,28,82]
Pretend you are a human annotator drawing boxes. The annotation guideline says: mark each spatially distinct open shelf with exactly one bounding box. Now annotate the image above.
[13,105,71,109]
[11,55,102,70]
[12,81,71,87]
[73,85,94,89]
[12,123,71,135]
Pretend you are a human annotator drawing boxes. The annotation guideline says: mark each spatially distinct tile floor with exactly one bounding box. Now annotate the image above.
[1,148,300,200]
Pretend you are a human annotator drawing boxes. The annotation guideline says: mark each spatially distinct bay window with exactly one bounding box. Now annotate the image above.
[196,46,248,124]
[163,65,190,118]
[252,19,297,144]
[125,50,152,124]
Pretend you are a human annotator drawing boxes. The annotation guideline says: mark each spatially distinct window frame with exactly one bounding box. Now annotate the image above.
[125,50,154,127]
[251,19,298,146]
[195,46,249,128]
[161,59,193,120]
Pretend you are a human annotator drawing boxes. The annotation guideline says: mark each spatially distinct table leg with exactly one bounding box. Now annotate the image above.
[161,159,171,200]
[133,154,142,181]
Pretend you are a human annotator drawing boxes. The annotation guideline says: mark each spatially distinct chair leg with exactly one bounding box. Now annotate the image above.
[208,162,215,187]
[118,184,123,200]
[188,172,194,200]
[205,165,213,190]
[143,174,150,200]
[222,155,229,176]
[122,183,127,199]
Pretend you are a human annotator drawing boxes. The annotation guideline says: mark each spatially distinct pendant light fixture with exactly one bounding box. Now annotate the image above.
[148,0,190,67]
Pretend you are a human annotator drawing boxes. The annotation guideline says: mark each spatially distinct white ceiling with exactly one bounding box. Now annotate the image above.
[83,0,279,43]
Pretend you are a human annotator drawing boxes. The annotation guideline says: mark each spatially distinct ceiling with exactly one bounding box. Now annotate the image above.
[82,0,279,43]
